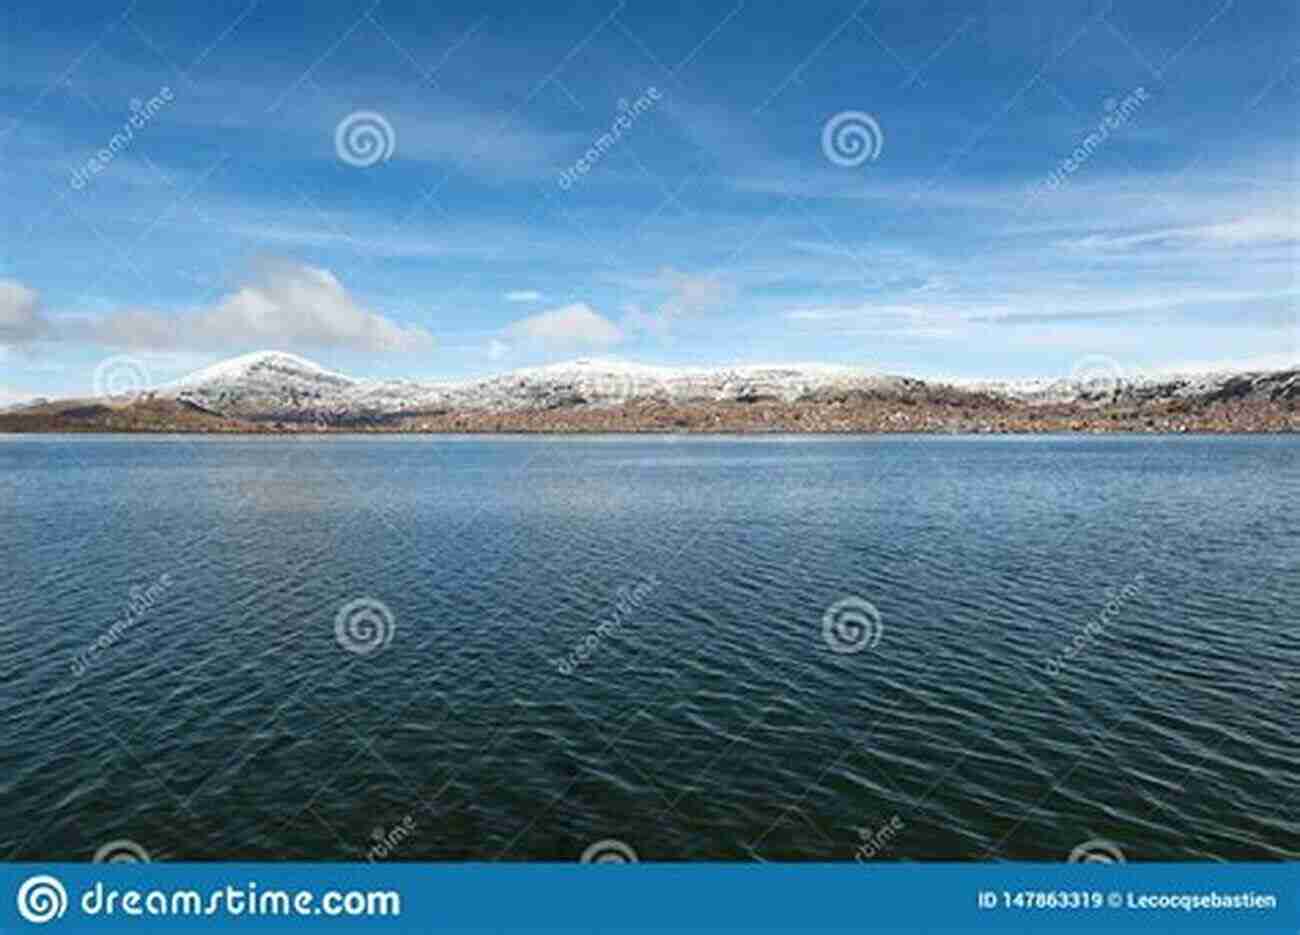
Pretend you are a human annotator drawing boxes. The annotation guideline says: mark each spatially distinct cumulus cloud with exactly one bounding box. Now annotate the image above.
[73,259,434,352]
[0,280,51,343]
[504,302,623,350]
[504,290,543,302]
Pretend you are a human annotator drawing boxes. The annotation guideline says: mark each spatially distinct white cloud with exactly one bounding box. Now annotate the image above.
[486,338,511,360]
[504,290,543,303]
[0,279,51,342]
[622,267,735,335]
[504,302,623,350]
[75,259,435,352]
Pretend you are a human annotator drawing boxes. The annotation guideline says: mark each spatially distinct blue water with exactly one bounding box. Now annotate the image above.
[2,435,1297,862]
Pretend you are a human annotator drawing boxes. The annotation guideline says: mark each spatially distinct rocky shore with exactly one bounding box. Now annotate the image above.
[2,394,1295,434]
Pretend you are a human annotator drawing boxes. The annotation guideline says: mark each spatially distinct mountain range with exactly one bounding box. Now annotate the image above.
[3,350,1298,433]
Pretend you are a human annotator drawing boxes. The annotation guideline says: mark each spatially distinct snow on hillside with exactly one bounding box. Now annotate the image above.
[165,350,356,389]
[151,350,1300,422]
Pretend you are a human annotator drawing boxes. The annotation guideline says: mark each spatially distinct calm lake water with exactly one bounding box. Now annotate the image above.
[2,434,1297,862]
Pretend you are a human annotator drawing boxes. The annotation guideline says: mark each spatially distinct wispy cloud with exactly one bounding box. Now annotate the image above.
[1060,215,1299,253]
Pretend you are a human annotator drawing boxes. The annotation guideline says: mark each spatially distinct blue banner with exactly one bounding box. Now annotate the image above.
[0,864,1294,933]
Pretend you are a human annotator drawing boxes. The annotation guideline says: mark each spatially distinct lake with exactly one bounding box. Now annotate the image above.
[2,434,1297,862]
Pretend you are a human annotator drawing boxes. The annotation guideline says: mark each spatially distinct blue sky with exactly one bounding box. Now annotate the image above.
[1,0,1297,399]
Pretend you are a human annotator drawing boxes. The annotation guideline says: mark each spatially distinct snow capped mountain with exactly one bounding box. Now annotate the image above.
[166,350,355,389]
[149,350,1300,424]
[157,350,364,421]
[157,351,915,422]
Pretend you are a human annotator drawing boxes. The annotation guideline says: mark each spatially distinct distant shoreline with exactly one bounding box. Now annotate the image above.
[2,396,1296,435]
